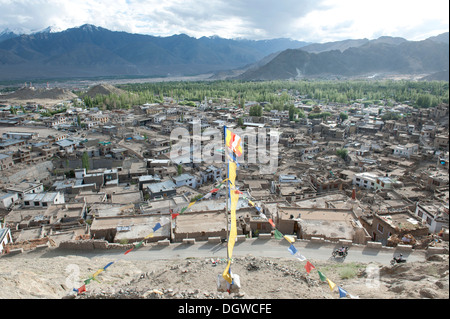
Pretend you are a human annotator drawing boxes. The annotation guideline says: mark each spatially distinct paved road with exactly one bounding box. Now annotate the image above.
[34,239,427,266]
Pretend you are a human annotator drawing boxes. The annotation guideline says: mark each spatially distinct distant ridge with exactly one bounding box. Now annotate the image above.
[0,24,309,81]
[235,33,449,81]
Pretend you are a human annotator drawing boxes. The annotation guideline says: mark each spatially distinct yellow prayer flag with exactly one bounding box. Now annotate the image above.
[227,190,239,259]
[92,269,104,278]
[144,232,154,239]
[222,260,233,284]
[284,235,295,244]
[248,200,255,207]
[228,161,237,188]
[327,278,336,291]
[188,201,196,208]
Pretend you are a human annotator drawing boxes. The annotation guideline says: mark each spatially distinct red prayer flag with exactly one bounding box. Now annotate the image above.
[268,219,275,228]
[171,213,179,219]
[77,285,86,294]
[304,261,315,274]
[124,248,133,255]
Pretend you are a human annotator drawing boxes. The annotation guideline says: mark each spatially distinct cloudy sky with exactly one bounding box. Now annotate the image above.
[0,0,448,43]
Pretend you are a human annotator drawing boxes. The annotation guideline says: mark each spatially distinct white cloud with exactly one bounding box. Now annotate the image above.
[0,0,448,42]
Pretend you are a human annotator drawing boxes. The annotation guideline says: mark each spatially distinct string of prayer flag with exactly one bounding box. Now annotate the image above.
[74,177,232,295]
[242,194,359,299]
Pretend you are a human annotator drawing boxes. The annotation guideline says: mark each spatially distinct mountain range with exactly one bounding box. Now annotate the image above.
[0,24,448,81]
[0,24,309,81]
[235,33,449,81]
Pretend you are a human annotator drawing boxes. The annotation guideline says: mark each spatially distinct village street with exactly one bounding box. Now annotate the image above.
[34,238,428,266]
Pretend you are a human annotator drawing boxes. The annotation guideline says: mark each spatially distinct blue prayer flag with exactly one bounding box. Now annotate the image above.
[153,223,161,232]
[103,262,114,270]
[338,286,348,298]
[288,244,298,255]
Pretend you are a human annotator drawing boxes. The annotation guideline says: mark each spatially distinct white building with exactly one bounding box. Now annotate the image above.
[353,172,397,190]
[0,221,13,254]
[200,165,222,184]
[6,182,44,199]
[353,172,378,190]
[23,192,65,208]
[0,192,19,209]
[415,203,449,233]
[393,143,418,158]
[173,173,198,189]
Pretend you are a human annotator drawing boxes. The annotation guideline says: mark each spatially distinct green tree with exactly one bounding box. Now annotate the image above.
[336,148,348,160]
[289,105,296,121]
[82,151,90,171]
[339,112,348,121]
[249,105,262,116]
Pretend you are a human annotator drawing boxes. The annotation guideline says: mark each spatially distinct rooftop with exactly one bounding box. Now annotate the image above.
[175,211,226,234]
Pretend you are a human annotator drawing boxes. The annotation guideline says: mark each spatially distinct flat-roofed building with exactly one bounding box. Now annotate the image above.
[361,210,429,245]
[23,192,65,208]
[147,180,177,199]
[173,211,230,242]
[6,181,44,199]
[90,214,170,243]
[277,206,370,244]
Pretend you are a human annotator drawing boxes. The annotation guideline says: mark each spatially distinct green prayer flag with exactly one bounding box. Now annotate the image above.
[180,207,187,214]
[274,229,284,239]
[84,278,91,285]
[318,270,327,282]
[135,241,144,249]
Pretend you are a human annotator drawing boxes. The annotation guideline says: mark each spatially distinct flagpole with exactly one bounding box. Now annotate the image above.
[224,126,229,256]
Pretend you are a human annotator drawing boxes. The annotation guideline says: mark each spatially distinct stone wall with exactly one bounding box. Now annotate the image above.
[58,239,109,250]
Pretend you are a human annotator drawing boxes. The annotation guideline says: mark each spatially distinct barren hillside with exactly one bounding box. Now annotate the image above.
[0,87,77,106]
[83,84,127,98]
[0,249,447,300]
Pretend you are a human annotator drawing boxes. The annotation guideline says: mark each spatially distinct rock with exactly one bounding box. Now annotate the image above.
[426,254,447,262]
[420,288,438,299]
[409,275,427,281]
[143,289,164,298]
[388,283,405,293]
[435,280,449,290]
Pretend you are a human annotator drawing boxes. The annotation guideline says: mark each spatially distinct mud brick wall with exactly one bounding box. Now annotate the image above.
[58,239,108,250]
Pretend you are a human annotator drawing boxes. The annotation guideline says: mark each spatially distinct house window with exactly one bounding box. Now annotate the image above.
[418,211,423,218]
[24,201,30,206]
[42,202,47,207]
[377,223,384,233]
[426,217,432,225]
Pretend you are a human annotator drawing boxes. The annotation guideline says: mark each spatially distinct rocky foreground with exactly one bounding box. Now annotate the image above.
[1,250,447,299]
